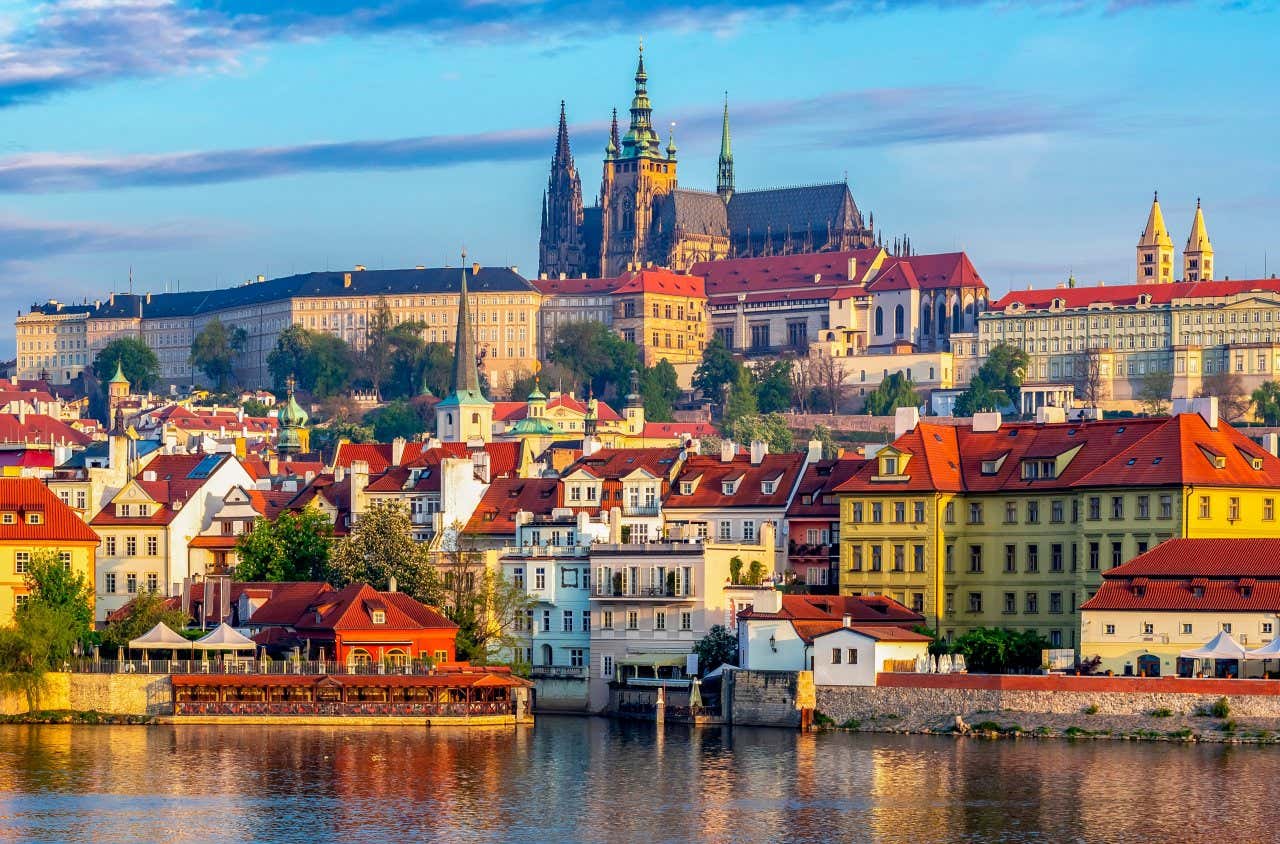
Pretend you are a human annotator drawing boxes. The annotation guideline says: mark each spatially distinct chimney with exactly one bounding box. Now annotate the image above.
[1263,433,1280,457]
[894,406,920,439]
[583,434,602,458]
[1035,406,1066,425]
[350,459,369,517]
[472,262,481,275]
[720,439,736,463]
[559,272,567,280]
[807,439,823,463]
[847,257,857,279]
[971,412,1002,433]
[268,456,279,476]
[335,465,346,483]
[750,440,768,465]
[391,436,407,467]
[472,450,491,484]
[388,576,397,593]
[842,613,852,628]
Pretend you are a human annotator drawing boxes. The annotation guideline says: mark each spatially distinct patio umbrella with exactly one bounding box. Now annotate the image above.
[129,621,192,663]
[689,677,703,710]
[1180,630,1246,677]
[193,623,256,651]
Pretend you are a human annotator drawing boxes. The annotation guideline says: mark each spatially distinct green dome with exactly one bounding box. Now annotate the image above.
[279,393,309,428]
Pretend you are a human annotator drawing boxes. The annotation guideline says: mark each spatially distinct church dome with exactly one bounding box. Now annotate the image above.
[279,393,309,428]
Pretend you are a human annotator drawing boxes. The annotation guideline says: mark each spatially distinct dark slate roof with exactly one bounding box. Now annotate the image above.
[727,182,860,235]
[46,267,535,321]
[658,189,729,237]
[28,302,96,316]
[57,438,162,469]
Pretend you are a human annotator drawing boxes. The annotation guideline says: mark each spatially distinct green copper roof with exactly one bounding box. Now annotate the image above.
[108,360,129,384]
[510,417,558,436]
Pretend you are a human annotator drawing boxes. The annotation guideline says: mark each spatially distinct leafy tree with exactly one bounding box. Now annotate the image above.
[724,413,794,454]
[728,556,744,585]
[745,559,768,585]
[365,399,428,441]
[235,507,334,582]
[1199,370,1249,422]
[92,337,160,393]
[693,336,739,401]
[693,624,738,674]
[954,375,1006,417]
[754,358,795,414]
[190,317,248,391]
[100,590,192,658]
[327,500,441,605]
[22,549,94,643]
[952,627,1050,673]
[548,321,640,399]
[241,398,272,418]
[361,297,395,397]
[1137,367,1174,416]
[724,365,758,424]
[1252,381,1280,426]
[864,372,920,416]
[267,326,355,397]
[811,424,840,460]
[0,604,83,709]
[1072,349,1105,410]
[979,343,1029,405]
[436,525,535,663]
[640,360,681,423]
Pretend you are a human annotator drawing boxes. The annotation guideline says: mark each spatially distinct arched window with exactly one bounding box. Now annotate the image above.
[938,302,948,335]
[921,304,932,336]
[894,305,905,336]
[952,303,962,333]
[874,307,884,336]
[347,648,373,669]
[446,412,454,427]
[471,412,480,425]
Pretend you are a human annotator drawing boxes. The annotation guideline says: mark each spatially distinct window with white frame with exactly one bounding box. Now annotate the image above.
[105,573,117,593]
[680,612,692,631]
[15,552,29,574]
[743,520,756,543]
[655,611,666,631]
[718,520,732,541]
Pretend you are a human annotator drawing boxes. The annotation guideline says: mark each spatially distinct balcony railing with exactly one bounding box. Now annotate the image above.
[69,659,438,676]
[591,585,695,600]
[622,505,661,517]
[529,665,589,680]
[174,701,514,717]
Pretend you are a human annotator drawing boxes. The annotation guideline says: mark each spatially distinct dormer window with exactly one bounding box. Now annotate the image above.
[25,513,41,525]
[882,456,898,476]
[680,482,693,495]
[0,513,13,525]
[372,610,386,624]
[137,504,149,517]
[762,480,776,495]
[1020,460,1057,481]
[119,504,131,517]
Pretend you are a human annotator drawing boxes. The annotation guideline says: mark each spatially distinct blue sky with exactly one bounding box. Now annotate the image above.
[1,1,1277,350]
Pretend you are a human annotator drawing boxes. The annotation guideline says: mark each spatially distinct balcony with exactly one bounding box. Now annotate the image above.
[529,665,589,680]
[591,585,695,601]
[591,541,705,556]
[622,505,661,517]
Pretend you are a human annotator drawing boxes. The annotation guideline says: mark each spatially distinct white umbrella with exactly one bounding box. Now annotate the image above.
[129,622,190,649]
[1244,636,1280,660]
[952,653,967,673]
[193,623,256,651]
[939,654,954,674]
[1179,630,1246,660]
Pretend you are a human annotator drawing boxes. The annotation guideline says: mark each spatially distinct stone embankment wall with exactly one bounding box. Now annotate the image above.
[1,674,169,716]
[817,675,1280,724]
[727,670,814,727]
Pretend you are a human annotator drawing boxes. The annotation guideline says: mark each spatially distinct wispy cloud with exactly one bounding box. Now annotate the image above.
[0,86,1103,193]
[0,0,1238,109]
[0,214,203,262]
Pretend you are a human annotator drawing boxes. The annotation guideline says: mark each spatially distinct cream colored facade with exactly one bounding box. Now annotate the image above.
[15,305,92,384]
[1081,609,1276,676]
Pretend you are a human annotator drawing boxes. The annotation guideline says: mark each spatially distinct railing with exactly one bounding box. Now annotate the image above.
[173,701,513,717]
[529,665,589,680]
[592,541,705,555]
[591,586,695,599]
[69,659,438,676]
[622,505,661,517]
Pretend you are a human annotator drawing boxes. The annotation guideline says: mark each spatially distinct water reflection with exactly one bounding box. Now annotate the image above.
[0,719,1274,843]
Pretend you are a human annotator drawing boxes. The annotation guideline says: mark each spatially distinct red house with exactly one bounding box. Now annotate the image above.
[254,583,459,668]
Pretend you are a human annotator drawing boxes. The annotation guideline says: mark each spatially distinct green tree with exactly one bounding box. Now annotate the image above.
[693,336,739,401]
[190,317,248,391]
[979,343,1030,405]
[548,321,640,399]
[952,627,1050,673]
[235,507,334,582]
[241,398,272,418]
[92,337,160,393]
[99,590,192,658]
[693,624,738,674]
[864,372,920,416]
[1137,367,1174,416]
[954,375,1006,418]
[1199,370,1250,423]
[22,549,94,643]
[0,604,83,709]
[360,297,395,397]
[365,399,428,441]
[724,365,758,424]
[640,360,681,423]
[754,358,795,414]
[745,560,768,586]
[728,556,744,585]
[1253,381,1280,426]
[724,413,794,453]
[436,525,536,663]
[267,326,355,397]
[811,423,840,460]
[327,500,441,605]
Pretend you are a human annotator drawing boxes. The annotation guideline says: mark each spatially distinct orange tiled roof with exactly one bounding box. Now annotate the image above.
[0,478,98,543]
[665,452,805,510]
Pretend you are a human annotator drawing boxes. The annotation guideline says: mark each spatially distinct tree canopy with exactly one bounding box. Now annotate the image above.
[547,321,640,399]
[640,360,681,423]
[864,372,920,416]
[693,624,737,674]
[954,343,1027,417]
[1199,370,1250,422]
[267,326,355,398]
[1253,381,1280,426]
[235,508,334,582]
[723,413,794,453]
[365,400,429,441]
[327,500,440,605]
[753,358,795,414]
[952,627,1050,673]
[436,525,535,664]
[724,365,758,425]
[99,591,192,657]
[1137,367,1174,416]
[92,337,159,393]
[22,549,94,642]
[190,318,248,391]
[693,336,739,401]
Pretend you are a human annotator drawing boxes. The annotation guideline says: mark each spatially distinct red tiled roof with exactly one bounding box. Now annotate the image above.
[465,477,562,535]
[293,583,457,633]
[90,453,241,526]
[665,452,805,510]
[1095,538,1280,579]
[0,413,92,447]
[332,442,430,474]
[991,277,1280,313]
[865,252,986,293]
[788,458,865,518]
[611,269,707,298]
[819,625,935,643]
[740,593,924,642]
[566,447,683,481]
[641,421,718,440]
[0,478,98,543]
[245,582,335,626]
[693,248,882,305]
[1082,580,1280,613]
[495,395,623,423]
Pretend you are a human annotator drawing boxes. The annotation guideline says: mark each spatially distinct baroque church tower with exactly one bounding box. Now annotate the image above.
[538,101,588,279]
[599,43,680,277]
[1136,191,1175,284]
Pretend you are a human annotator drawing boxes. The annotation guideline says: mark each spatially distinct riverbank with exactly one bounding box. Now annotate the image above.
[814,707,1280,744]
[0,709,157,725]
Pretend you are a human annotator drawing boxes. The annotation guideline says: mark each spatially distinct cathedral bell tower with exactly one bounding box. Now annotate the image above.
[1183,198,1214,281]
[1137,191,1175,284]
[600,43,679,277]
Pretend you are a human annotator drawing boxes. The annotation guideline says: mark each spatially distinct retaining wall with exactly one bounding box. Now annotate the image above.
[816,674,1280,724]
[727,670,814,727]
[0,674,168,716]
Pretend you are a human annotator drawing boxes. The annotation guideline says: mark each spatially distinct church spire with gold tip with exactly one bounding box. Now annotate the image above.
[1137,191,1174,284]
[717,92,734,203]
[622,40,658,157]
[1183,197,1214,281]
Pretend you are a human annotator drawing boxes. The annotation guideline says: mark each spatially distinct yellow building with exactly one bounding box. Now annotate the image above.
[836,402,1280,650]
[1137,191,1175,284]
[610,269,709,368]
[0,478,99,625]
[1080,538,1280,677]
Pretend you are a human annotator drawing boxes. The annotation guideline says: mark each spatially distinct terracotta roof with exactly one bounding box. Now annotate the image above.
[1094,539,1280,579]
[1082,579,1280,613]
[566,447,683,481]
[665,452,805,509]
[90,453,241,526]
[788,458,865,518]
[641,421,718,440]
[611,269,707,298]
[495,395,623,423]
[990,277,1280,313]
[0,413,92,447]
[332,442,430,474]
[815,625,934,643]
[244,582,335,626]
[293,583,458,633]
[738,593,924,627]
[865,252,987,293]
[465,477,562,535]
[693,247,881,307]
[791,619,844,643]
[0,478,98,543]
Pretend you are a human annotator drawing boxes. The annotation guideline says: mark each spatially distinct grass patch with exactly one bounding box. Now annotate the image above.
[1083,704,1099,715]
[840,718,861,731]
[1150,707,1174,718]
[813,711,836,728]
[1220,719,1238,733]
[1167,728,1194,739]
[1196,697,1231,718]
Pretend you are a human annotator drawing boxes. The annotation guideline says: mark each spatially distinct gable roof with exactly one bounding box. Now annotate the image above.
[1095,538,1280,579]
[465,477,562,535]
[0,478,98,543]
[243,582,335,626]
[0,413,92,447]
[90,453,242,526]
[727,182,858,236]
[611,268,707,298]
[294,583,458,633]
[692,247,881,307]
[865,252,986,293]
[565,447,684,482]
[657,189,729,238]
[666,452,805,509]
[788,457,865,518]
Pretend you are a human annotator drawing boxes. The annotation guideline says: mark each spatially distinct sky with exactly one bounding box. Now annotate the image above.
[1,0,1278,351]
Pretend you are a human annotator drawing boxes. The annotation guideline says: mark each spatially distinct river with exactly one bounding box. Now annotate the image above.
[0,717,1273,843]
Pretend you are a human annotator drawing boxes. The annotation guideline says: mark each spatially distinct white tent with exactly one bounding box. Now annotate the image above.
[701,663,736,682]
[193,623,256,651]
[1244,637,1280,660]
[1179,630,1247,660]
[129,622,191,650]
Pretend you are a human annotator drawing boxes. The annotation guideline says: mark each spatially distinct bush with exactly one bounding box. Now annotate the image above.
[1202,697,1230,718]
[952,627,1050,673]
[1150,707,1174,718]
[1220,719,1238,733]
[1084,704,1100,715]
[840,717,861,731]
[813,711,835,727]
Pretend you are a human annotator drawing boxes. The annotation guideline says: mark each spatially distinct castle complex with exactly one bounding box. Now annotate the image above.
[538,46,876,279]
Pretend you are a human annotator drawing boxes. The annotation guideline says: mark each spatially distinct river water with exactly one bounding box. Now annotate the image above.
[0,717,1273,843]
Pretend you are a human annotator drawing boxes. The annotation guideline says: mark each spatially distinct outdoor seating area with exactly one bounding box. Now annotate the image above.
[1179,630,1280,679]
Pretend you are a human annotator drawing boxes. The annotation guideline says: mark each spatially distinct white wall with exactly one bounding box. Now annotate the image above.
[812,629,928,686]
[738,618,808,671]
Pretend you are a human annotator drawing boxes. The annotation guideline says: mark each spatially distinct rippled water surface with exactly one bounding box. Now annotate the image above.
[0,718,1275,843]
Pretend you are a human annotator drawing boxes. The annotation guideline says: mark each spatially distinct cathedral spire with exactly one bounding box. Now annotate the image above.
[717,92,734,203]
[451,255,482,396]
[606,108,619,158]
[622,40,658,157]
[1137,190,1174,283]
[1184,197,1215,281]
[554,100,572,166]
